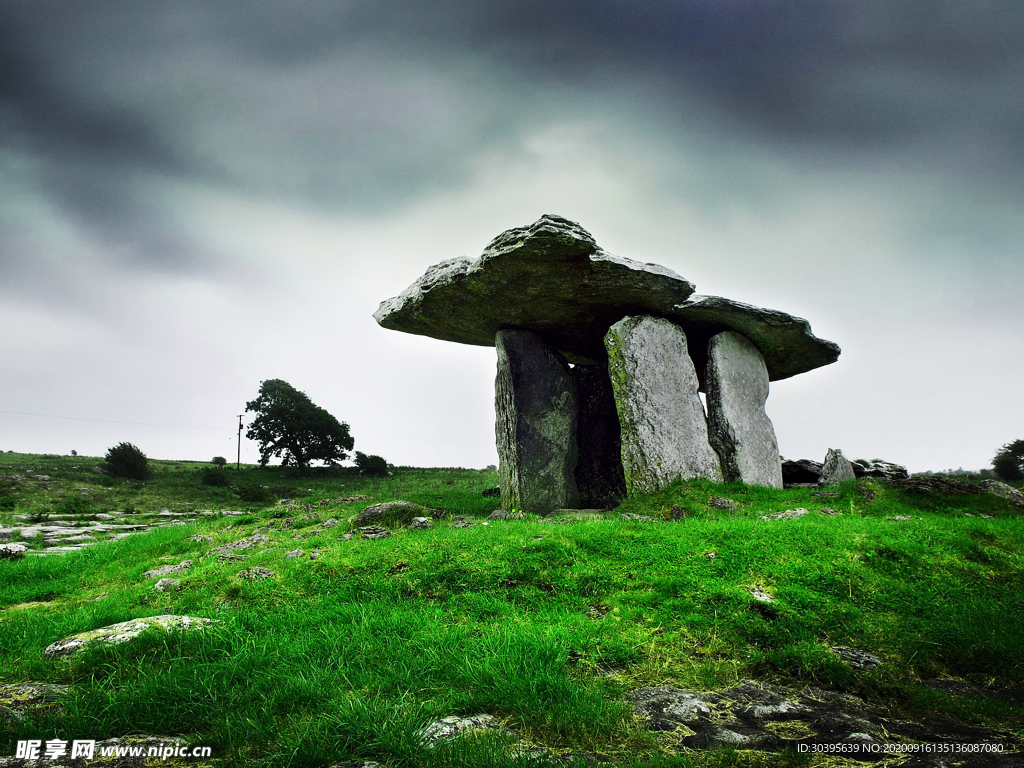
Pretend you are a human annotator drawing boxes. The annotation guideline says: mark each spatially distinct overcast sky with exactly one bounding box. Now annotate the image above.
[1,1,1021,473]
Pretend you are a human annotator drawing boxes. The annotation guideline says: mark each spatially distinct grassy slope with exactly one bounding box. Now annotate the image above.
[1,452,1023,767]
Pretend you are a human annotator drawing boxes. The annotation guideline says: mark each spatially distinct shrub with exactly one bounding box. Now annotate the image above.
[0,495,16,511]
[355,451,389,477]
[201,467,230,487]
[53,496,98,516]
[104,442,151,480]
[236,483,276,503]
[212,456,227,467]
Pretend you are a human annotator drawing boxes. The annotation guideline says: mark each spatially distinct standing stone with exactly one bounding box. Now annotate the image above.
[572,363,626,507]
[705,331,783,488]
[604,315,722,495]
[495,329,579,513]
[819,448,856,485]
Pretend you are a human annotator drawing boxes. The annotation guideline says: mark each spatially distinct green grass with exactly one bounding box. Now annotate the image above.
[1,452,1023,766]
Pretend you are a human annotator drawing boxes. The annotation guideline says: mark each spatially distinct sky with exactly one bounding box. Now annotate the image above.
[1,1,1021,473]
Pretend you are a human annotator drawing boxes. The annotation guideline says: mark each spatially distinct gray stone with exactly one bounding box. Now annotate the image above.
[326,762,382,768]
[238,567,275,581]
[408,516,434,529]
[980,479,1024,509]
[284,549,304,558]
[782,458,822,485]
[42,615,219,658]
[818,448,856,485]
[668,295,840,384]
[153,578,180,592]
[708,496,738,511]
[0,683,70,723]
[186,534,213,543]
[211,533,270,557]
[851,459,909,481]
[143,559,193,579]
[890,476,981,496]
[495,329,579,513]
[705,331,783,488]
[830,645,881,670]
[0,543,28,560]
[375,214,697,365]
[358,526,391,540]
[759,508,809,521]
[355,501,436,526]
[571,363,626,507]
[605,315,722,494]
[620,513,657,522]
[418,713,512,747]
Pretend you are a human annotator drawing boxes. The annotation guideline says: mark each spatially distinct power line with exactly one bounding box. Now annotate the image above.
[0,409,233,431]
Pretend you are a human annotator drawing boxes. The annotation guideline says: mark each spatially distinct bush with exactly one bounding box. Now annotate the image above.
[201,467,230,487]
[355,451,389,477]
[212,456,227,467]
[104,442,151,480]
[236,483,276,503]
[0,495,15,511]
[52,496,97,517]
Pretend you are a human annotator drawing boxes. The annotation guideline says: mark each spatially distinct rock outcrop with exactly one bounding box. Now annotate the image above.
[605,316,722,493]
[818,448,856,485]
[705,331,783,488]
[42,615,219,659]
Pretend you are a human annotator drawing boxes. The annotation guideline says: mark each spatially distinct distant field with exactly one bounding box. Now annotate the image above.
[1,452,1023,767]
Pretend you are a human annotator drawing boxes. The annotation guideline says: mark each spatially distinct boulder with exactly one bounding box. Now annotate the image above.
[374,214,697,365]
[668,295,841,385]
[42,615,219,658]
[818,449,856,485]
[571,363,626,507]
[605,315,722,494]
[979,479,1024,509]
[0,683,70,723]
[355,501,436,526]
[153,578,180,592]
[495,329,580,513]
[408,516,434,529]
[705,331,783,488]
[0,543,28,560]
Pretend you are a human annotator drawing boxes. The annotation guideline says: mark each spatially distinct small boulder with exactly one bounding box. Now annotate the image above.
[418,713,512,747]
[284,549,304,558]
[211,533,271,557]
[620,513,657,522]
[43,615,219,658]
[355,501,437,526]
[0,682,71,723]
[153,578,180,592]
[358,526,392,540]
[851,459,909,481]
[708,496,738,511]
[818,448,856,485]
[830,646,881,670]
[0,543,28,560]
[143,559,193,579]
[979,480,1024,509]
[238,567,275,581]
[408,517,434,529]
[759,508,809,521]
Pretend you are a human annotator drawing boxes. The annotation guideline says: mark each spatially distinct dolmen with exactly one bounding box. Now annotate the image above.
[375,215,840,513]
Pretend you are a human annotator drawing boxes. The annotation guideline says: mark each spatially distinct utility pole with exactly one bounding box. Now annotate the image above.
[236,415,244,471]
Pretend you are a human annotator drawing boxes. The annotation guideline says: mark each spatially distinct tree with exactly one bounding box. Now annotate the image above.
[245,379,354,470]
[993,440,1024,482]
[355,451,389,477]
[105,442,151,480]
[211,456,227,466]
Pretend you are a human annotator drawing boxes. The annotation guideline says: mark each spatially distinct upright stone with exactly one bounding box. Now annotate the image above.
[495,329,580,513]
[572,363,626,507]
[706,331,783,488]
[819,448,856,485]
[605,315,723,495]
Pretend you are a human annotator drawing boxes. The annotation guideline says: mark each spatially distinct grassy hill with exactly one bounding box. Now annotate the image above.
[1,452,1023,767]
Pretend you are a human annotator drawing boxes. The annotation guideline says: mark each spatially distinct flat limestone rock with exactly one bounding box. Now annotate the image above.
[42,615,219,658]
[375,215,697,364]
[706,331,783,488]
[0,683,70,722]
[668,295,840,384]
[605,316,722,494]
[495,329,580,513]
[355,500,437,526]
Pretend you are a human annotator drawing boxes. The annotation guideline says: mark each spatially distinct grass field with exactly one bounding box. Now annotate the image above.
[1,451,1023,767]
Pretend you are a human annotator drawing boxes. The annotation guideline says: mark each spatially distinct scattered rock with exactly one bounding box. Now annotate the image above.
[830,646,881,670]
[322,518,339,528]
[153,578,180,592]
[211,533,271,557]
[358,526,391,540]
[0,683,70,722]
[781,459,822,486]
[759,508,809,521]
[810,491,838,499]
[606,315,723,494]
[620,513,657,522]
[335,495,370,503]
[143,559,193,579]
[185,534,212,543]
[355,501,436,527]
[851,459,909,481]
[980,479,1024,509]
[819,507,839,516]
[238,567,275,581]
[708,496,738,511]
[0,543,28,560]
[746,587,773,603]
[451,516,475,528]
[418,713,513,747]
[706,330,783,488]
[42,615,219,658]
[408,516,434,529]
[326,762,382,768]
[818,448,856,485]
[284,549,304,558]
[887,515,914,521]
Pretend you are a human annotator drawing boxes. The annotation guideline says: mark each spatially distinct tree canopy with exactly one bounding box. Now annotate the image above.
[993,439,1024,482]
[245,379,354,469]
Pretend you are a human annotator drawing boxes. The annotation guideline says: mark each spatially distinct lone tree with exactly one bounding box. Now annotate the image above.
[993,440,1024,482]
[105,442,151,480]
[245,379,354,470]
